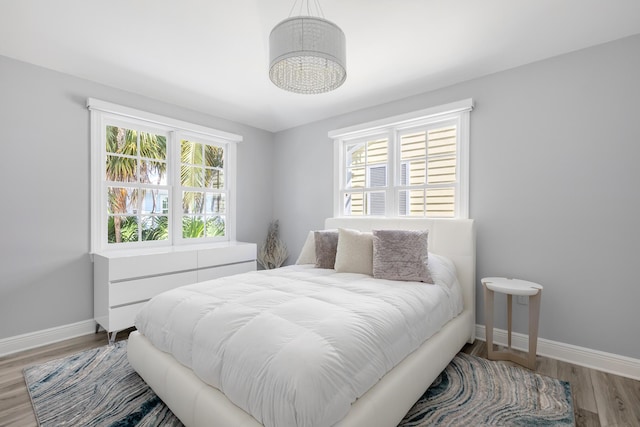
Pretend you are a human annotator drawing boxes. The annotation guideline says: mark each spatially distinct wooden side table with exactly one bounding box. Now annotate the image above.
[482,277,543,370]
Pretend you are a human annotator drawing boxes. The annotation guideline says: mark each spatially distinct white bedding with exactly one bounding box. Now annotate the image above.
[134,257,463,427]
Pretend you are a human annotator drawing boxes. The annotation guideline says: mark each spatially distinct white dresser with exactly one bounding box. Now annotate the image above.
[94,241,257,342]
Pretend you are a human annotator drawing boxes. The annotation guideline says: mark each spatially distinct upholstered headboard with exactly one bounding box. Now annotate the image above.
[325,217,476,340]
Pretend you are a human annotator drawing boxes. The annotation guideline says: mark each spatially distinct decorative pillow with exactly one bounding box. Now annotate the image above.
[314,230,339,269]
[372,229,433,283]
[334,228,374,275]
[295,231,316,265]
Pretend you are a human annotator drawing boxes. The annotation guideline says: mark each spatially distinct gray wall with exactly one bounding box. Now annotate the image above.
[0,56,274,340]
[273,34,640,359]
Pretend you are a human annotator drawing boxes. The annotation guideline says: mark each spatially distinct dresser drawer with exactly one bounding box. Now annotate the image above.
[197,260,256,282]
[198,243,257,268]
[109,271,198,307]
[107,251,197,281]
[108,302,149,332]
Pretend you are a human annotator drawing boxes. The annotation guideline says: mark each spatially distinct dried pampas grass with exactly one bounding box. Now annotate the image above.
[257,220,288,269]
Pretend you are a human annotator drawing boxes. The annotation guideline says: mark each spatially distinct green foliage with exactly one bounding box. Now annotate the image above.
[142,216,169,241]
[206,216,225,237]
[182,217,205,239]
[182,216,225,239]
[107,216,138,243]
[108,216,170,243]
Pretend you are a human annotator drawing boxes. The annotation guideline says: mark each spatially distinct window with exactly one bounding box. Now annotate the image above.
[343,136,388,216]
[104,123,169,244]
[330,99,473,218]
[89,99,241,252]
[178,135,227,240]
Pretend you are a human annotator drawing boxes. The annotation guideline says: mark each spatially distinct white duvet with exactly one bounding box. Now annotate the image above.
[135,256,463,427]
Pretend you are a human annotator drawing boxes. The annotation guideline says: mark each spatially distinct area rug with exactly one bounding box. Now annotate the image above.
[24,342,574,426]
[400,352,574,426]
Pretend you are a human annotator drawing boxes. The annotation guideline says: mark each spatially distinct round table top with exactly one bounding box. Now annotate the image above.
[481,277,543,296]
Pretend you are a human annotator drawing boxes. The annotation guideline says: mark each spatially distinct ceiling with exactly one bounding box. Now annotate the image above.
[2,1,640,132]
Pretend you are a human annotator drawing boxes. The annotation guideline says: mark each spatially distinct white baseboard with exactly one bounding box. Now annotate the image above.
[0,319,96,358]
[475,324,640,381]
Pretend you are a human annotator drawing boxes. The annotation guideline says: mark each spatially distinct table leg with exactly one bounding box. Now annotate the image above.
[528,290,542,369]
[484,284,495,359]
[507,294,513,349]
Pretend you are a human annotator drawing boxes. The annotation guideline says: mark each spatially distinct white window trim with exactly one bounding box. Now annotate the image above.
[88,98,241,253]
[88,98,243,142]
[330,99,473,219]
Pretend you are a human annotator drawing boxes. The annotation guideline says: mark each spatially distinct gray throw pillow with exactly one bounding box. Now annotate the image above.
[314,230,339,269]
[372,229,433,283]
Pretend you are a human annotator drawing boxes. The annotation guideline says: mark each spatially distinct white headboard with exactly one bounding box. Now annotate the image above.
[325,217,476,329]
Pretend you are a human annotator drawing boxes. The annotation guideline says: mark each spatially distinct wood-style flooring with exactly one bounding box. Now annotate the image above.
[0,331,638,427]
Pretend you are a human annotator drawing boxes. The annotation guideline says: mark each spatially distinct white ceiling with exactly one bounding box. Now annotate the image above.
[2,1,640,132]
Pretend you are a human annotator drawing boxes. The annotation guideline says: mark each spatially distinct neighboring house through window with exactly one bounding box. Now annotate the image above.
[88,99,241,253]
[330,99,473,218]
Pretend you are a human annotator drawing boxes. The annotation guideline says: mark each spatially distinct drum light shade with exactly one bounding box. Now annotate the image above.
[269,16,346,94]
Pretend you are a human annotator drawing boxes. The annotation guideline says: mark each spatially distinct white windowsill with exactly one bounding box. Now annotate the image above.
[92,241,255,259]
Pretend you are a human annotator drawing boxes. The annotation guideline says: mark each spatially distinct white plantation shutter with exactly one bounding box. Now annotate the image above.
[399,163,408,215]
[368,165,386,215]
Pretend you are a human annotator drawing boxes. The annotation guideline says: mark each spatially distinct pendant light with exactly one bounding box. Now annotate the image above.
[269,0,346,94]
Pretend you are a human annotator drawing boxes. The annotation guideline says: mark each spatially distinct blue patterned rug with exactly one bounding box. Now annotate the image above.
[400,353,575,426]
[24,342,574,426]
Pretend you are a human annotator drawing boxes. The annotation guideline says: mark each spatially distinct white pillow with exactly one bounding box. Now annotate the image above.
[295,231,316,264]
[334,228,374,275]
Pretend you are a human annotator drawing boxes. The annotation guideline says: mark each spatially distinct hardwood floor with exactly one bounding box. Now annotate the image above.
[1,333,638,426]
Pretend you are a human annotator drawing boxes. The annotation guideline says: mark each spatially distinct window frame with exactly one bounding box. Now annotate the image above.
[330,99,473,219]
[88,98,241,253]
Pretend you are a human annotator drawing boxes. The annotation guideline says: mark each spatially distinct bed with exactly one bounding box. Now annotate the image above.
[127,217,476,427]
